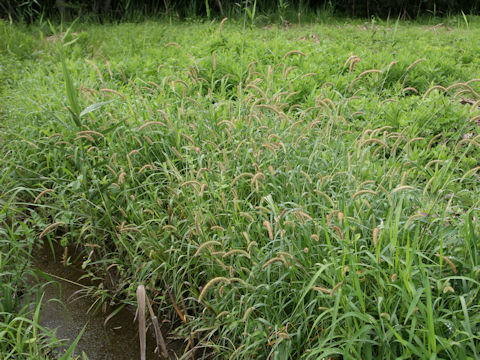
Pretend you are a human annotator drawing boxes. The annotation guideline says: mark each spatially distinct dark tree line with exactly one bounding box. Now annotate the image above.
[1,0,480,22]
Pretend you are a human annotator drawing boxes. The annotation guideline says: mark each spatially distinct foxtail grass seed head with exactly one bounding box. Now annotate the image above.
[392,185,414,193]
[332,225,343,239]
[76,130,104,138]
[470,114,480,123]
[352,190,377,200]
[262,257,288,268]
[210,225,224,232]
[381,313,391,320]
[443,286,455,294]
[85,59,104,82]
[240,212,255,222]
[223,249,250,259]
[401,171,408,185]
[247,241,257,253]
[402,87,418,94]
[34,189,54,204]
[276,252,293,259]
[39,222,65,238]
[330,281,344,296]
[283,50,307,59]
[242,306,255,322]
[118,170,126,185]
[74,134,95,143]
[194,241,222,257]
[263,220,273,240]
[387,61,397,71]
[358,69,383,78]
[128,149,139,158]
[405,58,425,72]
[216,311,229,320]
[312,285,330,294]
[137,121,165,131]
[436,254,458,274]
[162,225,177,232]
[349,57,360,72]
[194,214,202,235]
[138,164,153,174]
[373,227,380,248]
[296,210,312,222]
[423,85,447,98]
[198,277,230,303]
[268,165,275,176]
[360,138,389,149]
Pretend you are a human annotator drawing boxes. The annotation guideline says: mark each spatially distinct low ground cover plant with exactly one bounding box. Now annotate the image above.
[1,16,480,359]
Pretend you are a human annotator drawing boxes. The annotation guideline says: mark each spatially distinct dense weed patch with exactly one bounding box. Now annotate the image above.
[1,18,480,359]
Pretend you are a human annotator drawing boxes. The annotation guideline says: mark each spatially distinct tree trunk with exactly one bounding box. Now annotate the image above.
[56,0,66,18]
[103,0,112,17]
[215,0,225,17]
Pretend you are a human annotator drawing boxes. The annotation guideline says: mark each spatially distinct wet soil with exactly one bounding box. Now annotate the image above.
[28,244,181,360]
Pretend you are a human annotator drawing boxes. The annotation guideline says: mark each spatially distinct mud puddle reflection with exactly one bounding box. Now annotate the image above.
[30,244,179,359]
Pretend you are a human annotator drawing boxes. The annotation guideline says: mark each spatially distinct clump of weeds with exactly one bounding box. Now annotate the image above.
[1,16,480,359]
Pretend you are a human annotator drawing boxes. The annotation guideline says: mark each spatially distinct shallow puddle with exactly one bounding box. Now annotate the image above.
[29,244,179,360]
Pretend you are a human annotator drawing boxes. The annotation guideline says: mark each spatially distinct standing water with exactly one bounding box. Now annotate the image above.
[29,243,178,359]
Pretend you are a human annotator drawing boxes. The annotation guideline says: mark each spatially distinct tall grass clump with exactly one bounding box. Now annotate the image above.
[1,17,480,359]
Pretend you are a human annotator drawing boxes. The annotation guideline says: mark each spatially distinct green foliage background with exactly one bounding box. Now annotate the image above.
[2,0,480,22]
